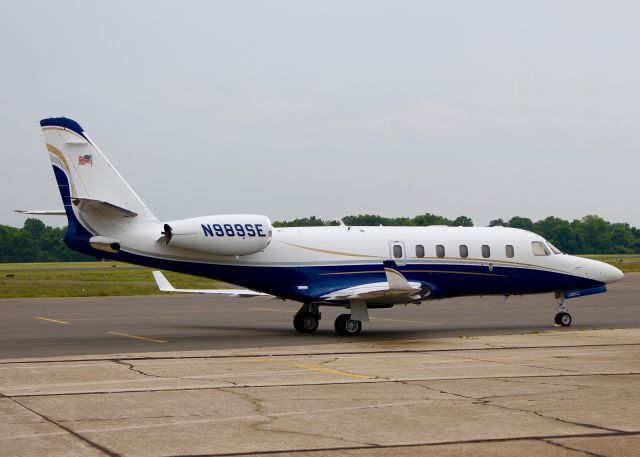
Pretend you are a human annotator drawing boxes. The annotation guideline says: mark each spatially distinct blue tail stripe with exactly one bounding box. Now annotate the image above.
[51,165,93,239]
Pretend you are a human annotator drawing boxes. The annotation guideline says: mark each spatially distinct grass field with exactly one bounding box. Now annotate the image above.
[0,262,230,298]
[1,256,637,299]
[581,254,640,273]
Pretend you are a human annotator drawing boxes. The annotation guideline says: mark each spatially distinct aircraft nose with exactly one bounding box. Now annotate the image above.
[601,263,624,284]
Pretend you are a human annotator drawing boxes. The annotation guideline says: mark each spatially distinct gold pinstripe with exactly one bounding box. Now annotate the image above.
[277,240,383,258]
[46,143,76,198]
[407,256,566,273]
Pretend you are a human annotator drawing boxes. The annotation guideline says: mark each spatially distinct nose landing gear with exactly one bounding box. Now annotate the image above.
[554,293,572,327]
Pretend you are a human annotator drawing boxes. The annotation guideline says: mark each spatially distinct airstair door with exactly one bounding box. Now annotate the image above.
[389,241,406,266]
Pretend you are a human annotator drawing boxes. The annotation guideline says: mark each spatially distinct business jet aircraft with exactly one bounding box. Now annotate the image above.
[21,117,624,336]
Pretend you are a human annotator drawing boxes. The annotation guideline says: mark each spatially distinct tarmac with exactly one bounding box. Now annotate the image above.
[0,274,638,456]
[2,329,640,456]
[0,273,639,359]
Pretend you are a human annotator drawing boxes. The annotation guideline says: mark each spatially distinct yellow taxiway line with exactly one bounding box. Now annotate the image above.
[107,331,167,343]
[259,357,372,380]
[34,316,70,324]
[290,362,372,380]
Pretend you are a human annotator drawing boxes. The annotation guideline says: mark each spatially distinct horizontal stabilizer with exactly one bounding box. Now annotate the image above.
[152,271,271,297]
[15,209,66,216]
[72,197,138,217]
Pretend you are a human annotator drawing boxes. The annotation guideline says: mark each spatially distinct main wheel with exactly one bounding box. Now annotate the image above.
[555,312,572,327]
[293,312,319,333]
[334,313,362,336]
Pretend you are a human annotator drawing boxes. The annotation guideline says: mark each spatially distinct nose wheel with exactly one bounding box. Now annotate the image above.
[554,294,572,327]
[555,312,572,327]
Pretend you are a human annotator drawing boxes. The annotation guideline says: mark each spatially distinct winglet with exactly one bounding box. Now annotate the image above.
[382,260,414,291]
[152,271,175,292]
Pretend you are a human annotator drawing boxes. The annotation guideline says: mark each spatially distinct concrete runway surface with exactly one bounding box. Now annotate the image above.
[1,329,640,456]
[0,274,638,456]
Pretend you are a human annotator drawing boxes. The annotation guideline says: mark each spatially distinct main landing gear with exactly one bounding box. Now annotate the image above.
[293,301,368,336]
[334,314,362,336]
[554,293,572,327]
[293,303,320,333]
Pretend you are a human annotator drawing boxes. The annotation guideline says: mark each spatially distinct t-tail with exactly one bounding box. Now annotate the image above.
[40,117,158,256]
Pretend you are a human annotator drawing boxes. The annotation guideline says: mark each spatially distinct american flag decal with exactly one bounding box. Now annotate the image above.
[78,154,93,166]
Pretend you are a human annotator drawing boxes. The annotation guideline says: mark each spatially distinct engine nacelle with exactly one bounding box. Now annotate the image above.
[162,214,272,256]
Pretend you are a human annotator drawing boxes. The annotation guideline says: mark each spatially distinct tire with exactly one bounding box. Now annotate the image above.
[334,313,362,336]
[559,312,572,327]
[554,313,562,325]
[293,312,319,333]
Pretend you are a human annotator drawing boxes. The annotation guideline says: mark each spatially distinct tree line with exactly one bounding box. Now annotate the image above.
[274,213,640,254]
[1,214,638,262]
[0,219,91,262]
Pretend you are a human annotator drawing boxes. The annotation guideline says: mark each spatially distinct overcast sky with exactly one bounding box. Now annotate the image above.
[1,1,638,228]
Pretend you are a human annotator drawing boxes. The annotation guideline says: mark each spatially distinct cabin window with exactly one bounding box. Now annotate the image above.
[532,241,550,256]
[481,244,491,258]
[393,244,403,258]
[459,245,468,258]
[548,242,562,255]
[416,245,425,258]
[436,245,445,258]
[505,245,514,258]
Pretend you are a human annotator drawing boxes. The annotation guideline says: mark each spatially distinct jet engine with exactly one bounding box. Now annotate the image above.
[162,214,272,256]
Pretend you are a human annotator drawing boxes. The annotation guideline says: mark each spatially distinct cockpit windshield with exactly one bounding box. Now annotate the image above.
[547,242,563,255]
[531,241,550,256]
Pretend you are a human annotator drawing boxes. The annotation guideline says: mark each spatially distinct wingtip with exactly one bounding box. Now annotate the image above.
[152,271,175,292]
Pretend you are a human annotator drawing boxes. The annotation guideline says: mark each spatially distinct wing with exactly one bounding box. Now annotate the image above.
[152,271,271,298]
[320,261,430,302]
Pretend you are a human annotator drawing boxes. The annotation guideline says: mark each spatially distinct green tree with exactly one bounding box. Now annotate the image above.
[412,213,452,226]
[0,219,93,262]
[452,216,473,227]
[507,216,534,231]
[273,216,333,227]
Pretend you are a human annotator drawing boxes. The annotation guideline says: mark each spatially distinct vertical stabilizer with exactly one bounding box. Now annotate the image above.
[41,117,155,222]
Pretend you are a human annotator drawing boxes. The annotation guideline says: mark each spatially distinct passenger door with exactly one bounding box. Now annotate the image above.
[389,241,406,266]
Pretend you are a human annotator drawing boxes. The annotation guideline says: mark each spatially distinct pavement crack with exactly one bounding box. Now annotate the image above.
[112,359,170,380]
[5,396,119,456]
[542,438,606,457]
[475,378,586,401]
[216,386,377,448]
[451,353,583,375]
[318,357,339,366]
[487,401,624,434]
[407,380,624,434]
